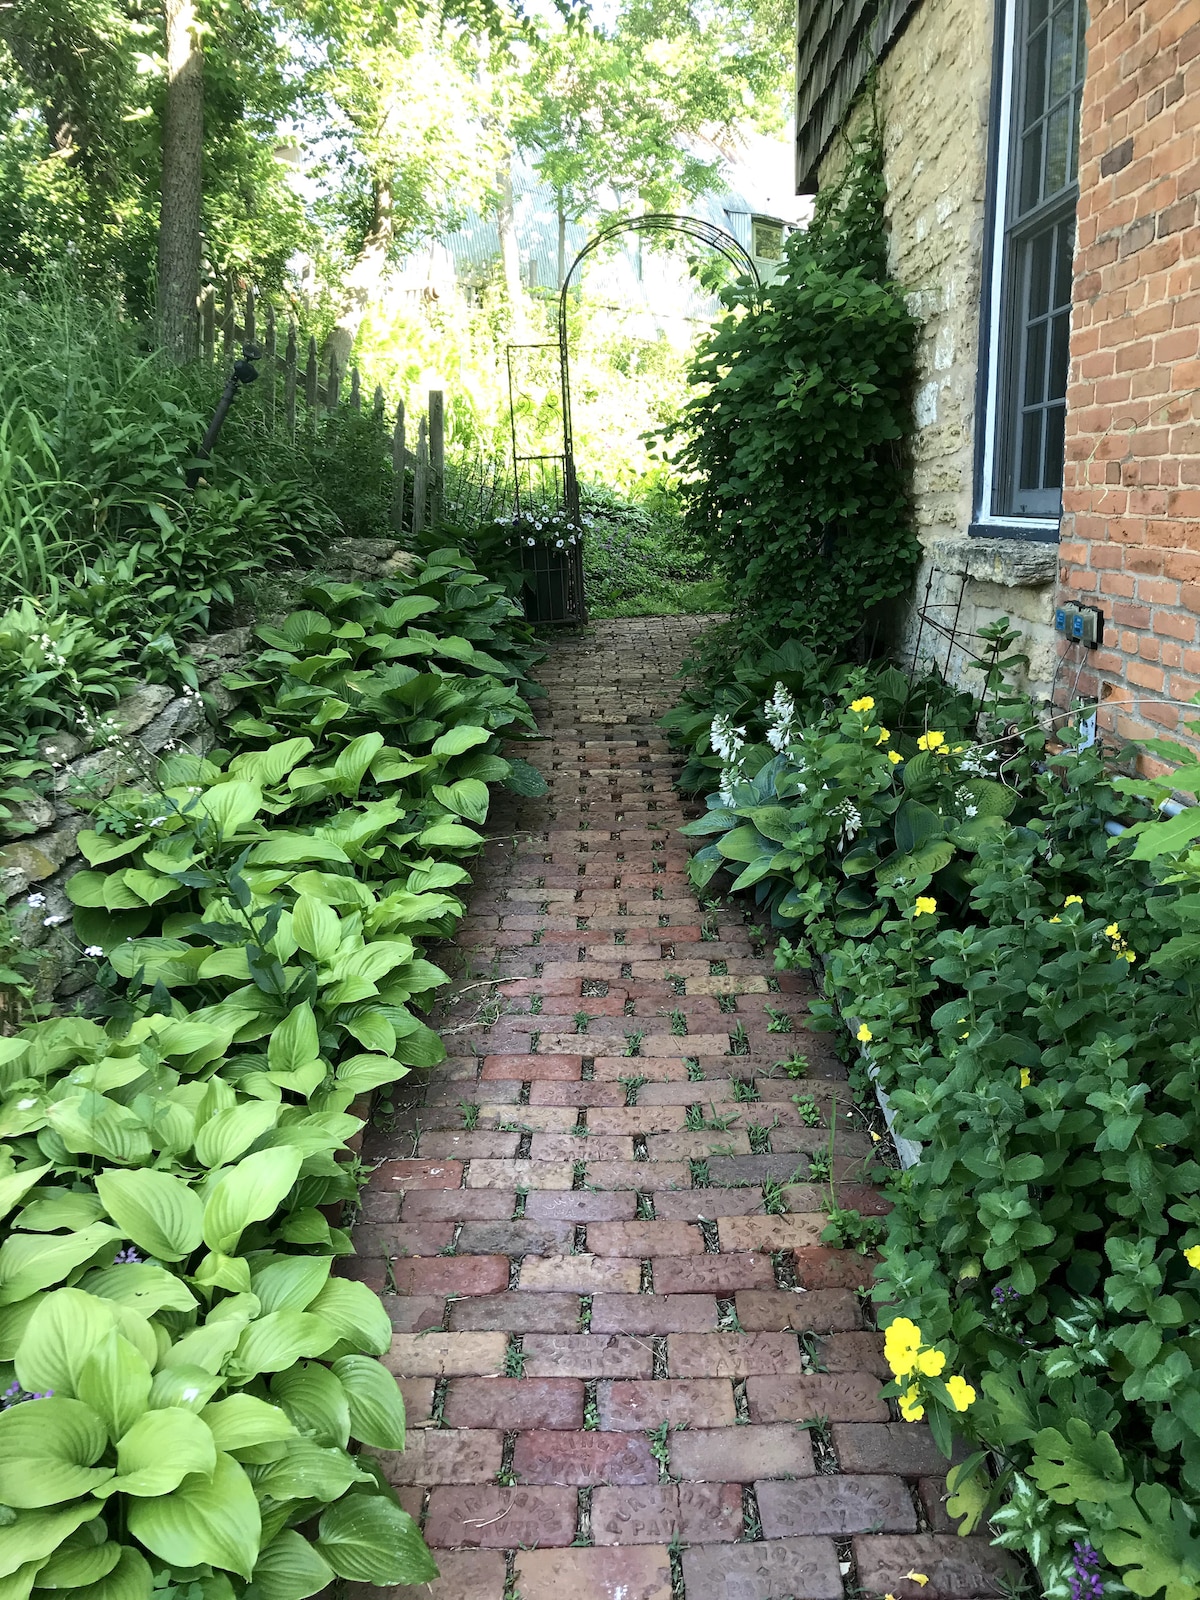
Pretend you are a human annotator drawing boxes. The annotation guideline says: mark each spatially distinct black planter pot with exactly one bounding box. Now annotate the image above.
[516,537,587,625]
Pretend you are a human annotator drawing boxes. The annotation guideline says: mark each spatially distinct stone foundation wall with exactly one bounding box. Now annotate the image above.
[1,539,415,1014]
[820,0,1061,696]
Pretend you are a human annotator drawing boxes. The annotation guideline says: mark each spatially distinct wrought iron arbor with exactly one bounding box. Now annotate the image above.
[506,213,761,625]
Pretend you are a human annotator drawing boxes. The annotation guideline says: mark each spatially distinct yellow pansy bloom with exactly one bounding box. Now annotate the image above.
[857,1023,873,1043]
[1064,895,1083,906]
[1049,915,1061,923]
[914,896,937,916]
[906,1574,930,1588]
[883,1317,922,1377]
[888,750,903,765]
[1020,1068,1031,1088]
[917,730,946,752]
[1125,950,1136,963]
[898,1384,926,1421]
[945,1374,977,1411]
[876,727,891,744]
[1104,923,1120,939]
[1185,1245,1200,1269]
[850,696,875,713]
[915,1348,946,1377]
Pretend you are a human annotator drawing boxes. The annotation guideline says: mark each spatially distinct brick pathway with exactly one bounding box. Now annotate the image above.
[353,617,1018,1600]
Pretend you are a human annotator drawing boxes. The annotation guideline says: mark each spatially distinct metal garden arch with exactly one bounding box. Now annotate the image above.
[507,213,761,625]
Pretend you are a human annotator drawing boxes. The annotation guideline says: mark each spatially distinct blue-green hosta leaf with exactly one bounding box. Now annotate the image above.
[501,758,546,797]
[316,1492,436,1586]
[126,1451,260,1580]
[0,1225,118,1307]
[99,1408,216,1497]
[391,1025,445,1070]
[201,1395,297,1454]
[0,1505,104,1582]
[202,1148,305,1255]
[244,1530,333,1600]
[0,1399,113,1507]
[269,1362,350,1449]
[332,1356,406,1450]
[94,1170,203,1263]
[60,1545,152,1600]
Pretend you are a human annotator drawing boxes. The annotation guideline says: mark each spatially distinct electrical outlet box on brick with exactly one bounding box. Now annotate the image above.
[1054,603,1104,649]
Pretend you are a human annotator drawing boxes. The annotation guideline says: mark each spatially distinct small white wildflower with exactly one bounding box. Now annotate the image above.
[964,805,978,818]
[26,893,46,908]
[43,914,67,927]
[84,945,104,957]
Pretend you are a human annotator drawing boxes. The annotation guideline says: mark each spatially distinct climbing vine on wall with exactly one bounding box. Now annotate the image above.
[668,114,921,657]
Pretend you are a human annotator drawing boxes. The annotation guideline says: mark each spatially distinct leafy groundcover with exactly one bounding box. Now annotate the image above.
[674,662,1200,1600]
[0,548,544,1600]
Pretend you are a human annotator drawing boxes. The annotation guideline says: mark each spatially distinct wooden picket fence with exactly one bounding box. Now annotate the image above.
[198,277,445,538]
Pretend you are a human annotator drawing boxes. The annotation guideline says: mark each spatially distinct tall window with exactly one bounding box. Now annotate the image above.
[978,0,1087,533]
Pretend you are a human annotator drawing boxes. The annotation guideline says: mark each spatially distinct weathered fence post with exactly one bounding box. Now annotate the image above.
[412,415,428,537]
[263,303,277,433]
[325,352,341,412]
[391,402,407,538]
[349,366,361,412]
[373,384,386,429]
[283,323,298,441]
[200,284,215,364]
[428,389,444,529]
[304,337,318,424]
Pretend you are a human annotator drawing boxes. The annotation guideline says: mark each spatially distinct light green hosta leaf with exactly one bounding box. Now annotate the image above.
[126,1452,260,1580]
[159,1317,244,1377]
[59,1546,151,1600]
[15,1290,116,1398]
[430,725,488,758]
[501,757,547,797]
[32,1532,121,1589]
[332,1356,406,1449]
[259,1112,358,1158]
[190,1252,253,1295]
[334,1055,402,1094]
[306,1280,390,1357]
[328,941,412,986]
[267,1006,319,1077]
[94,1170,203,1263]
[75,1330,152,1442]
[0,1166,52,1225]
[416,821,482,850]
[76,831,149,868]
[287,872,373,909]
[249,1257,332,1315]
[392,1025,445,1070]
[79,1264,196,1318]
[290,897,340,963]
[276,1210,333,1248]
[202,1148,305,1255]
[340,1011,393,1054]
[0,1225,118,1307]
[46,1096,151,1166]
[244,1530,333,1600]
[715,825,770,863]
[269,1362,350,1448]
[100,1408,216,1497]
[0,1399,112,1507]
[405,862,469,892]
[227,739,314,789]
[316,1492,437,1585]
[0,1506,103,1582]
[192,782,263,842]
[249,1440,364,1502]
[148,1366,223,1412]
[194,1103,279,1169]
[201,1395,297,1453]
[225,1311,337,1381]
[332,734,385,794]
[0,1297,39,1361]
[431,779,489,825]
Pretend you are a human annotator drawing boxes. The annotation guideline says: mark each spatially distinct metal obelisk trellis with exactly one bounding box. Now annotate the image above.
[505,215,761,626]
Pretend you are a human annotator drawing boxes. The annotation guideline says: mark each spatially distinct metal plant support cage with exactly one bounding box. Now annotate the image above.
[506,214,761,626]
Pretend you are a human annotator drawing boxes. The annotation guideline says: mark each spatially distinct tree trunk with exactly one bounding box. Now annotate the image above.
[157,0,203,363]
[325,176,395,376]
[497,152,526,337]
[557,196,567,291]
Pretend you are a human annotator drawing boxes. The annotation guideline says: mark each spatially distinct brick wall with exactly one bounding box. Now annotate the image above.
[1057,0,1200,750]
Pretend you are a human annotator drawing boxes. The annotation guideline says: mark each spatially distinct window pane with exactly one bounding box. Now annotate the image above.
[1049,311,1071,397]
[1029,231,1053,317]
[1042,402,1066,488]
[1020,410,1043,491]
[1049,2,1074,99]
[1020,126,1044,212]
[1044,104,1070,195]
[1054,217,1075,305]
[1024,319,1048,404]
[1024,26,1048,128]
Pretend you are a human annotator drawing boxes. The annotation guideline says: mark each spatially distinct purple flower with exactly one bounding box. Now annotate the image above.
[113,1246,142,1265]
[2,1384,53,1409]
[1069,1542,1104,1600]
[992,1285,1021,1305]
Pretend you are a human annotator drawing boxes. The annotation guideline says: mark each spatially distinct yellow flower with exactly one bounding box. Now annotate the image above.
[1049,915,1061,923]
[915,1347,946,1377]
[1105,923,1120,939]
[1185,1246,1200,1269]
[1125,950,1136,963]
[1064,895,1083,906]
[877,727,891,744]
[914,896,937,917]
[906,1575,930,1588]
[857,1023,873,1043]
[898,1384,925,1421]
[1020,1068,1031,1089]
[917,730,946,752]
[850,696,875,713]
[945,1374,977,1411]
[888,750,903,765]
[870,1130,882,1143]
[883,1317,922,1378]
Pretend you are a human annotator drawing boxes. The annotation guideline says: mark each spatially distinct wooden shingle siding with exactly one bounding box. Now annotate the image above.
[795,0,923,190]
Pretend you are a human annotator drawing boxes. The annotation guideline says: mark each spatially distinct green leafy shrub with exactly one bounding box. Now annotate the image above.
[666,120,921,657]
[0,549,545,1600]
[679,665,1200,1600]
[579,482,720,617]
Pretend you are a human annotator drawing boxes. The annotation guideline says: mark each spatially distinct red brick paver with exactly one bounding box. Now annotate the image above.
[353,618,980,1597]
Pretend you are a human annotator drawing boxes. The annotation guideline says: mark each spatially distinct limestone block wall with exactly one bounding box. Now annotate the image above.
[819,0,1061,696]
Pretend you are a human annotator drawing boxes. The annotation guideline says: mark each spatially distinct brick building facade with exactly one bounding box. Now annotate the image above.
[795,0,1200,757]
